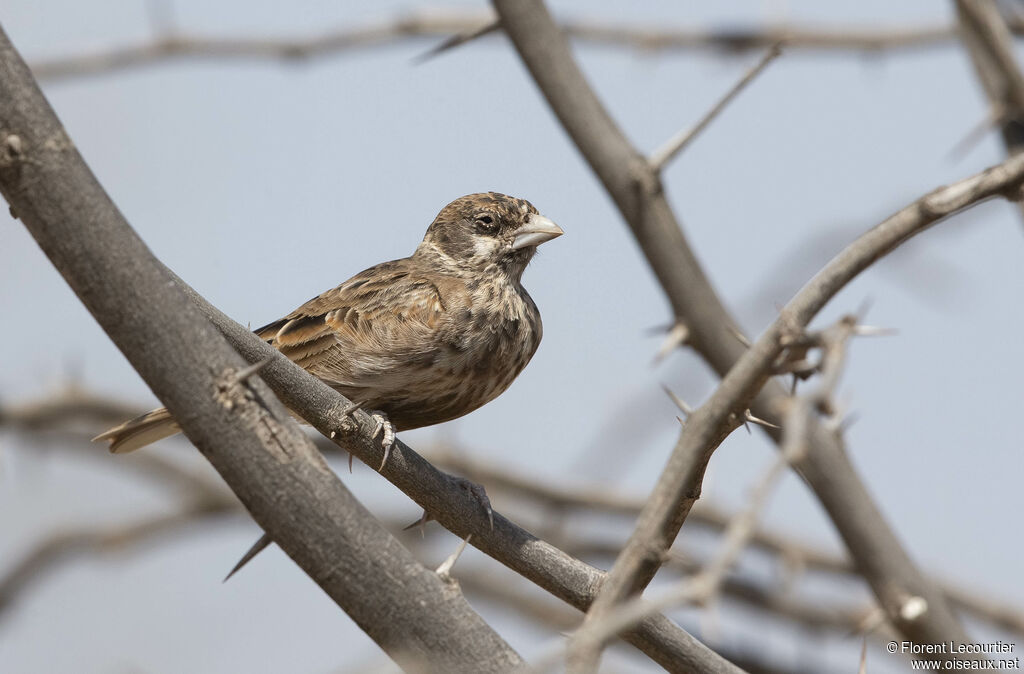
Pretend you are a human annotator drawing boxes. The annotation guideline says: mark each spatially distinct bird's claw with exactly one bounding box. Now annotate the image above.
[370,411,396,471]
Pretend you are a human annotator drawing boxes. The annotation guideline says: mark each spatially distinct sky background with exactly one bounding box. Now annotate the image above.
[1,1,1022,673]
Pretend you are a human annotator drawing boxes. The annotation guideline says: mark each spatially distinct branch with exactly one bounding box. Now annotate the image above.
[561,442,796,671]
[27,8,1024,81]
[648,43,782,172]
[577,156,1024,669]
[0,501,239,618]
[9,390,1024,641]
[492,0,996,668]
[0,24,521,673]
[164,268,748,674]
[954,0,1024,224]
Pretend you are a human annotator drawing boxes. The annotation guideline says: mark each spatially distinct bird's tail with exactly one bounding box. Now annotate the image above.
[93,407,181,454]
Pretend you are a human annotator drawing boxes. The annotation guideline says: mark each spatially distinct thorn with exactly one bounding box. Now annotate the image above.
[223,532,273,582]
[851,606,886,636]
[644,321,675,337]
[435,535,472,579]
[745,409,780,430]
[676,415,686,426]
[838,411,861,434]
[726,324,751,348]
[348,450,354,473]
[661,384,693,417]
[403,510,431,534]
[652,322,689,364]
[452,476,494,530]
[647,42,782,171]
[231,358,273,385]
[852,325,897,337]
[948,102,1006,162]
[413,19,500,63]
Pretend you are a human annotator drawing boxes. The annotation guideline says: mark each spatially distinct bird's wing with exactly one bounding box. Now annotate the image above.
[254,259,458,388]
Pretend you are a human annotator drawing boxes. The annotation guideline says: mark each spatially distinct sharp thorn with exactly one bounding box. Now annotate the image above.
[223,532,273,582]
[661,384,693,416]
[232,358,273,385]
[745,409,781,430]
[413,19,500,64]
[435,535,472,578]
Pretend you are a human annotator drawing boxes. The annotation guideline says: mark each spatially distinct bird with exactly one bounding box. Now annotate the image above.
[94,192,563,460]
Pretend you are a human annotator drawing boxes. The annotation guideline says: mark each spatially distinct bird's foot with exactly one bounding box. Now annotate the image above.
[369,410,396,471]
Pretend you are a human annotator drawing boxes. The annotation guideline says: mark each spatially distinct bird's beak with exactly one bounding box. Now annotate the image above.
[511,214,564,250]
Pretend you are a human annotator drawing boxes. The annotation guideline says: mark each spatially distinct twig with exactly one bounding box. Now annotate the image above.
[0,501,239,617]
[562,446,795,672]
[648,43,782,172]
[563,315,863,669]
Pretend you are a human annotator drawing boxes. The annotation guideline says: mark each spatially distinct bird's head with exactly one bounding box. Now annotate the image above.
[417,192,563,280]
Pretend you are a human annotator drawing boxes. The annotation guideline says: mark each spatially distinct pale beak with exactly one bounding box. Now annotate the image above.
[511,214,564,250]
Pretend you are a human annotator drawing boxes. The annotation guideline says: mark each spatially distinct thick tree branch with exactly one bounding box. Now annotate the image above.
[492,0,1013,669]
[0,23,521,674]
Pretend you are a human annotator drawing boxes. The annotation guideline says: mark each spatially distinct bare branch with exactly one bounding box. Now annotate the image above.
[11,393,1024,641]
[578,154,1024,669]
[954,0,1024,225]
[491,0,998,667]
[562,444,794,672]
[0,502,239,618]
[648,43,782,172]
[168,263,748,674]
[27,8,1024,81]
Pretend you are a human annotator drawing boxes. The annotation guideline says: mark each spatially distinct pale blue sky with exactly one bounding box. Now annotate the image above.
[1,2,1021,673]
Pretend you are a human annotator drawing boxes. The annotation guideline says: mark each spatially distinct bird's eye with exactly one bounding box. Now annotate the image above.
[474,214,496,231]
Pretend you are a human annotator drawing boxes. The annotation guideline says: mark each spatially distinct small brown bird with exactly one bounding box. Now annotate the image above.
[95,192,563,456]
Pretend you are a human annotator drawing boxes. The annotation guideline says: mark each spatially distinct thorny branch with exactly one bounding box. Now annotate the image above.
[25,7,1024,81]
[161,267,745,673]
[570,155,1024,669]
[5,391,1024,641]
[491,0,1020,670]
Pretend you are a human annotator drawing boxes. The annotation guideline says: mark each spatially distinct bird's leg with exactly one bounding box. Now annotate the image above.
[368,410,396,471]
[337,400,363,472]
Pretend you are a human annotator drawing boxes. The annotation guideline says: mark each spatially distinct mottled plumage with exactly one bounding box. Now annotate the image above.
[95,193,562,453]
